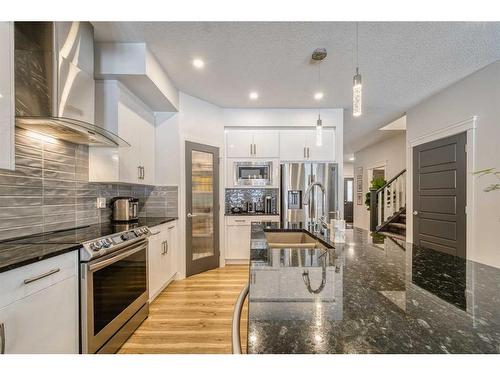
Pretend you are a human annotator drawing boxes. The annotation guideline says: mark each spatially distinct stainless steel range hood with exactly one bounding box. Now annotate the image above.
[14,22,129,147]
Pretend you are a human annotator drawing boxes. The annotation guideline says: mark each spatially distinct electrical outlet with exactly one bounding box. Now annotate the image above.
[96,197,107,209]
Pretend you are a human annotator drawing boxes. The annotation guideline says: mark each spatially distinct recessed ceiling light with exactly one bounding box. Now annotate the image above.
[314,92,324,100]
[249,92,259,100]
[192,59,205,69]
[349,157,355,161]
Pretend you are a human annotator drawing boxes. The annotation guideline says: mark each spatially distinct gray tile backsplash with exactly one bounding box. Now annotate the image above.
[0,128,178,241]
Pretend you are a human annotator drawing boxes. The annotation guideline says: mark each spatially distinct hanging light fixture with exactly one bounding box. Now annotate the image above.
[312,48,327,146]
[353,22,362,117]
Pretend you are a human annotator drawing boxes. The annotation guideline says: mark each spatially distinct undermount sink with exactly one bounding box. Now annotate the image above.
[264,231,329,249]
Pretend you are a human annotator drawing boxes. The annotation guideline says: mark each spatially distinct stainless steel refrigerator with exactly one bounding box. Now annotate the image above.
[280,163,339,224]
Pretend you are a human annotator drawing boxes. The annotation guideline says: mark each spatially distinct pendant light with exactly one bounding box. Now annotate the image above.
[312,48,327,146]
[353,22,362,117]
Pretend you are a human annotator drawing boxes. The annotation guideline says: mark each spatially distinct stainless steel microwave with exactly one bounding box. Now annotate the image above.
[234,161,273,186]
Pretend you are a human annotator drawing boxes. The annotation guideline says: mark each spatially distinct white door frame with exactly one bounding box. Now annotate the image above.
[406,116,477,257]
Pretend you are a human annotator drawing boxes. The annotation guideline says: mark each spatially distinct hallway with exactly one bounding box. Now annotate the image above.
[119,265,249,354]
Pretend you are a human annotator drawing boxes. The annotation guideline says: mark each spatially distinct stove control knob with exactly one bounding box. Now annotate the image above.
[102,239,111,248]
[121,233,129,241]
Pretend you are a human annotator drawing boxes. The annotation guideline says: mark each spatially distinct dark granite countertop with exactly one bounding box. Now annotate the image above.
[248,222,500,354]
[0,216,178,274]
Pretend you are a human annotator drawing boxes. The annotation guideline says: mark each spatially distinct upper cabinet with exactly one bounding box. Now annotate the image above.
[89,80,156,185]
[279,128,335,161]
[0,22,14,170]
[226,129,280,158]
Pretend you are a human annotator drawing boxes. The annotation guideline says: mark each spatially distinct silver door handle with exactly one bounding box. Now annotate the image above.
[253,144,257,155]
[304,147,306,158]
[142,166,145,180]
[23,268,60,285]
[250,144,253,155]
[164,240,169,254]
[413,211,418,216]
[187,213,197,218]
[138,166,141,180]
[231,283,249,354]
[0,322,5,354]
[307,147,310,159]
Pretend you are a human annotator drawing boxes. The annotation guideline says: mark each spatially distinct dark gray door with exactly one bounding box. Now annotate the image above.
[344,178,354,223]
[185,141,220,277]
[413,132,466,258]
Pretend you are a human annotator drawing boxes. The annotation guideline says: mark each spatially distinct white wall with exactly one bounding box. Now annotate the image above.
[353,133,406,230]
[343,162,354,178]
[176,93,225,277]
[155,112,180,186]
[406,60,500,268]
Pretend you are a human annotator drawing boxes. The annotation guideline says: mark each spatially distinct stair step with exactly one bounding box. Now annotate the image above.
[387,222,406,229]
[378,231,406,242]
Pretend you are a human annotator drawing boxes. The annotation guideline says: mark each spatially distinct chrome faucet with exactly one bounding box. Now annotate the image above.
[303,181,329,235]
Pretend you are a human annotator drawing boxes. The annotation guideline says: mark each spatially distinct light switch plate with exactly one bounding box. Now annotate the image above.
[97,197,107,209]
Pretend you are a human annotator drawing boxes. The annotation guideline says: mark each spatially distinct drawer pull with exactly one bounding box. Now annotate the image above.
[235,220,246,223]
[167,226,175,230]
[149,231,161,236]
[23,268,60,285]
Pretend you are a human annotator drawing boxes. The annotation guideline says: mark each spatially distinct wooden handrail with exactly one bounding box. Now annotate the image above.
[375,169,407,194]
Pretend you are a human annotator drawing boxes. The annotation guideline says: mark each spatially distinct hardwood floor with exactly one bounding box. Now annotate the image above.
[118,265,249,354]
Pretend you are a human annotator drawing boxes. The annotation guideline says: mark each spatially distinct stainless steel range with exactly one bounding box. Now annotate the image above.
[80,226,150,354]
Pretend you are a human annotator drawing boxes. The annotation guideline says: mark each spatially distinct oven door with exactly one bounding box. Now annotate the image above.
[235,162,272,186]
[81,239,148,354]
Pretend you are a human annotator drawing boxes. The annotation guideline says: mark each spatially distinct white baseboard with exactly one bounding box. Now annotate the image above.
[224,259,250,265]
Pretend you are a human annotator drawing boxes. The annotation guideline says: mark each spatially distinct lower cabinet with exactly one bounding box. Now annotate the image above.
[148,221,178,301]
[225,216,280,262]
[0,252,79,354]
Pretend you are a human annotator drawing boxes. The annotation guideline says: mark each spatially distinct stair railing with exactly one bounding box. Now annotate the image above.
[369,169,406,231]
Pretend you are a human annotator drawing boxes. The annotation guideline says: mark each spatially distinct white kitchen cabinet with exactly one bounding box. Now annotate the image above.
[279,129,335,161]
[148,221,178,301]
[0,252,79,354]
[89,80,156,184]
[226,223,252,261]
[0,22,14,171]
[279,130,310,161]
[226,129,280,158]
[225,216,280,262]
[306,128,335,161]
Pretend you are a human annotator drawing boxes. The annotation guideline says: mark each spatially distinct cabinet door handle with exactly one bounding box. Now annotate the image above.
[142,166,145,180]
[23,268,60,285]
[307,147,310,159]
[164,240,169,254]
[0,322,5,354]
[167,226,175,230]
[303,147,306,158]
[138,166,142,180]
[253,144,257,155]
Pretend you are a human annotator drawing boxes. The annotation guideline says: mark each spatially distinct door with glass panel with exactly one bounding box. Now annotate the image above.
[185,142,220,276]
[344,178,354,223]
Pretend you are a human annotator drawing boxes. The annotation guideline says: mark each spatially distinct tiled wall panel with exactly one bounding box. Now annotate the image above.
[0,129,178,240]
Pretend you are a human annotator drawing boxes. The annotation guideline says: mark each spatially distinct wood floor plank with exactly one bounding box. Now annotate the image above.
[118,265,249,354]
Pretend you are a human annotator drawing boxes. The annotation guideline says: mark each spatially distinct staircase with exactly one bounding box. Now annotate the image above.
[369,169,407,242]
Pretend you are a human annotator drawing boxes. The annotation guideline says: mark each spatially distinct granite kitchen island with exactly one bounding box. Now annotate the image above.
[247,222,500,354]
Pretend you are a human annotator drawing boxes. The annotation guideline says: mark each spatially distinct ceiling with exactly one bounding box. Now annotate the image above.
[93,22,500,155]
